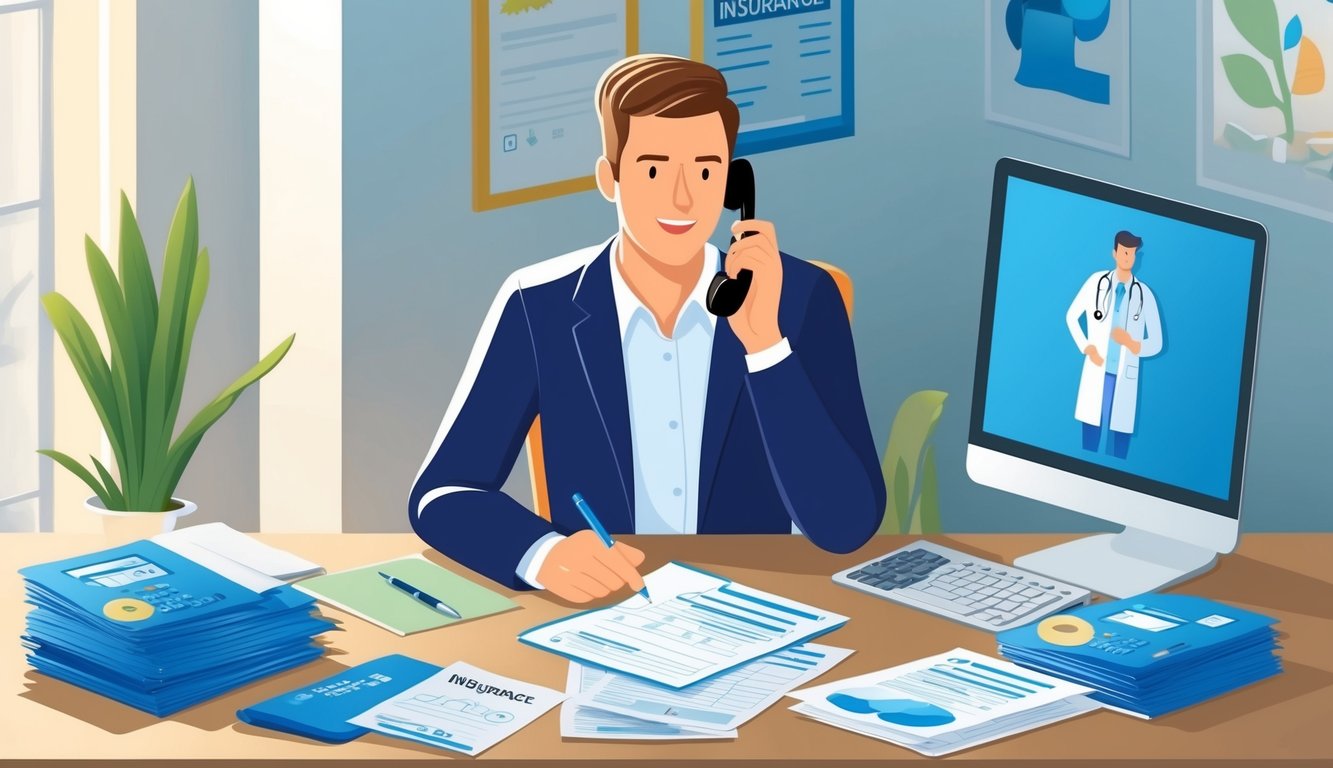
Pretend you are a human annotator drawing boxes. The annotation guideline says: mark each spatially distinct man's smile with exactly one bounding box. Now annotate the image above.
[656,217,696,235]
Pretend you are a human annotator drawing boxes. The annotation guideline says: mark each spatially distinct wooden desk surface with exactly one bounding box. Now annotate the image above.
[2,533,1330,766]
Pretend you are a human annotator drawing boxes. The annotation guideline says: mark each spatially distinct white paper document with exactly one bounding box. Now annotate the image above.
[577,642,852,733]
[153,523,323,594]
[560,663,734,740]
[349,662,564,755]
[519,562,847,688]
[787,648,1100,757]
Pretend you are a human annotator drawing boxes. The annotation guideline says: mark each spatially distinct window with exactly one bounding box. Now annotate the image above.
[0,0,51,531]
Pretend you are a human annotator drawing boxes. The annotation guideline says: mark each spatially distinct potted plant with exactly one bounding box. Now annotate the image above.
[39,179,293,539]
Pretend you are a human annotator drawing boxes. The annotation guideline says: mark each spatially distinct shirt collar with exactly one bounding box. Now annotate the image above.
[608,233,719,340]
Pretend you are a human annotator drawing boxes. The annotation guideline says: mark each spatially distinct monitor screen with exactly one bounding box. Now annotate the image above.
[971,160,1266,519]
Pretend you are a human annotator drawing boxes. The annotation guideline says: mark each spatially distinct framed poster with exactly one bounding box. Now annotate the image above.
[691,0,854,156]
[472,0,639,211]
[985,0,1131,156]
[1198,0,1333,222]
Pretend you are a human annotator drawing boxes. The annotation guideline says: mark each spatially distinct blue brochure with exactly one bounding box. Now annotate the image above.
[237,655,442,743]
[997,593,1281,718]
[20,540,334,716]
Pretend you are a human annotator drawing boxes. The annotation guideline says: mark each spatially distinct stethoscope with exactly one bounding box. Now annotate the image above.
[1093,271,1143,322]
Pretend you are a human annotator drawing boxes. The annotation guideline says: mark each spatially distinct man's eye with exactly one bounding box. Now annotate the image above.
[648,165,657,179]
[702,167,710,181]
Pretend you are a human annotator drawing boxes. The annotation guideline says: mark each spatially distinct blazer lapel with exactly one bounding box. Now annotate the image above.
[696,314,748,530]
[571,244,635,530]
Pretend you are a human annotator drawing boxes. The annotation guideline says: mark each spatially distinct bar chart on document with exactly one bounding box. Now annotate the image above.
[486,0,631,197]
[519,563,848,688]
[704,0,853,154]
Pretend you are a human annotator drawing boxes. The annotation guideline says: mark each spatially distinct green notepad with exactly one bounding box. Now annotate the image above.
[293,555,518,636]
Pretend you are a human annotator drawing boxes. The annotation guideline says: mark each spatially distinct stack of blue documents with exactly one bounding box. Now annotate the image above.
[19,540,334,716]
[997,593,1280,719]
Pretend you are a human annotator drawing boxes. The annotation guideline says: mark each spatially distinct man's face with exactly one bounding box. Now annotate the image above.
[610,113,729,267]
[1114,244,1137,272]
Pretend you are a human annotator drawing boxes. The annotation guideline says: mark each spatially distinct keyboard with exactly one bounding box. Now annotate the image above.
[832,540,1092,631]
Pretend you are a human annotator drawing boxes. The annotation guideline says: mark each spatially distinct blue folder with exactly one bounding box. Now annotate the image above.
[236,655,442,743]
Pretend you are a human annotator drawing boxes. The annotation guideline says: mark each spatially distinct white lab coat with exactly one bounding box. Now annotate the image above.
[1065,271,1163,433]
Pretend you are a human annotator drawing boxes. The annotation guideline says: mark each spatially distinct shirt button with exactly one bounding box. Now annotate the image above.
[663,352,672,362]
[668,420,679,429]
[672,488,683,497]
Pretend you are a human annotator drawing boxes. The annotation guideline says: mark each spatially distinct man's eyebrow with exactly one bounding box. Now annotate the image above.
[636,154,670,162]
[695,155,723,163]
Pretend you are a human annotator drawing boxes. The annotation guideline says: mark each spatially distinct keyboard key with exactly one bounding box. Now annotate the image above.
[922,586,957,599]
[899,588,981,615]
[995,600,1020,612]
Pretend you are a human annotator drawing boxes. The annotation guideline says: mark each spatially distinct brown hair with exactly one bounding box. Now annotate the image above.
[595,55,740,180]
[1114,230,1143,250]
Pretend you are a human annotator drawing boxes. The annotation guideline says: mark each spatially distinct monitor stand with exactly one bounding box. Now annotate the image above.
[1014,527,1219,599]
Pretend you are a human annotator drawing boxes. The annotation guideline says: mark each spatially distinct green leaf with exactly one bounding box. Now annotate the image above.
[1224,0,1282,61]
[916,444,941,535]
[117,193,159,498]
[142,178,200,503]
[91,455,126,510]
[37,449,111,507]
[148,334,295,507]
[887,457,910,535]
[40,292,126,469]
[879,390,948,534]
[1221,54,1280,109]
[137,248,209,506]
[85,236,141,502]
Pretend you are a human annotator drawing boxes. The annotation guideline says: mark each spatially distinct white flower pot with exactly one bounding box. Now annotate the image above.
[85,495,197,541]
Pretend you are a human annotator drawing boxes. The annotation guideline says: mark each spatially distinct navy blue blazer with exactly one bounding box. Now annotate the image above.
[409,237,886,589]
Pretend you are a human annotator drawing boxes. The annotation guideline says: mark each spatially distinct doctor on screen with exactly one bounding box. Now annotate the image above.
[1065,230,1163,459]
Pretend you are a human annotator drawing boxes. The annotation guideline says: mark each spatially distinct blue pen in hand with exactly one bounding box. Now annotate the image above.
[572,492,651,601]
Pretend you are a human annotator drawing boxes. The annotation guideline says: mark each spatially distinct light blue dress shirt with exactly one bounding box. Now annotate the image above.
[1105,278,1128,375]
[617,262,716,534]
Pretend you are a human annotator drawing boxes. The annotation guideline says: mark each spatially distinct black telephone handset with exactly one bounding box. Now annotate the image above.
[705,159,757,317]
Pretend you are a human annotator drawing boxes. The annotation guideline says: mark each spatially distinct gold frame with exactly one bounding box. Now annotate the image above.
[471,0,639,211]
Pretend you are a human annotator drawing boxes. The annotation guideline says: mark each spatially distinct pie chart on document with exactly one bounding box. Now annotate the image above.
[825,688,957,727]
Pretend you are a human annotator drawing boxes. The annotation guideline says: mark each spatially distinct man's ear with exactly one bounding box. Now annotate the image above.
[595,156,617,202]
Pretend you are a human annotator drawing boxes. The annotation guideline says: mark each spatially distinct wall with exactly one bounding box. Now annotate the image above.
[136,0,261,529]
[341,0,1332,533]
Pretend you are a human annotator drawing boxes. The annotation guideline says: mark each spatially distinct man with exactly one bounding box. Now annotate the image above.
[1065,230,1163,460]
[410,55,885,603]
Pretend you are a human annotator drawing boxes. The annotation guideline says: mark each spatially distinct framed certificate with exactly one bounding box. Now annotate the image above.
[472,0,639,211]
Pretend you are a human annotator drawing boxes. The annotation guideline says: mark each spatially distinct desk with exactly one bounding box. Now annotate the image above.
[3,533,1331,766]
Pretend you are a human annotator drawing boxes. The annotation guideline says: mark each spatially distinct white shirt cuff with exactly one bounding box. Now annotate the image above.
[744,337,792,373]
[516,531,565,589]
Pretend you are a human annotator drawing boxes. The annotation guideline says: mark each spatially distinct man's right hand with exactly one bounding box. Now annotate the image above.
[535,529,647,603]
[1084,344,1105,368]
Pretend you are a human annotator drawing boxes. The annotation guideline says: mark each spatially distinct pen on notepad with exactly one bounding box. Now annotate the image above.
[378,571,462,619]
[571,492,650,602]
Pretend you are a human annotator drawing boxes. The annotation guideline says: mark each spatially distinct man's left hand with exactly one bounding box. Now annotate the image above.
[725,218,784,354]
[1111,327,1141,355]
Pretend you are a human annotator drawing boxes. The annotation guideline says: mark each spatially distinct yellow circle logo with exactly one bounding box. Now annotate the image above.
[102,598,155,622]
[1036,614,1094,646]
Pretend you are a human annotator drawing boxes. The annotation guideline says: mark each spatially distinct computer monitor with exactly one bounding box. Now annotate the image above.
[968,158,1267,598]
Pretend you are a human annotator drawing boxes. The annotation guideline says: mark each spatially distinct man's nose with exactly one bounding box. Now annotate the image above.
[672,164,693,212]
